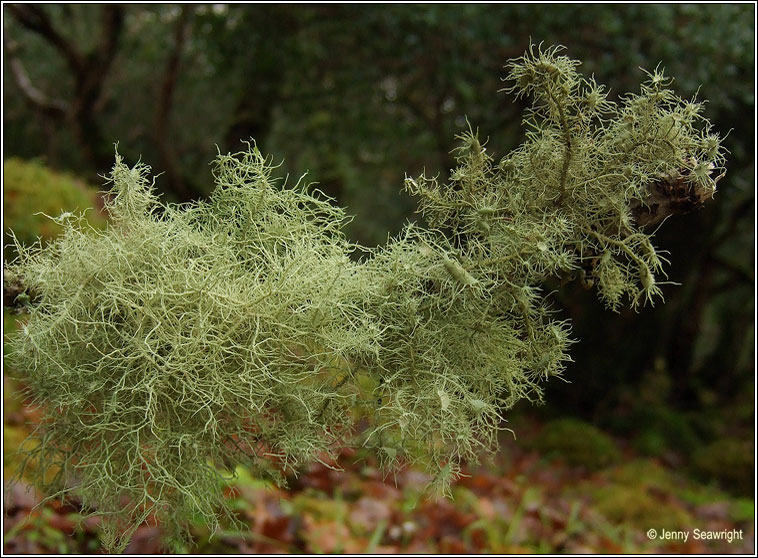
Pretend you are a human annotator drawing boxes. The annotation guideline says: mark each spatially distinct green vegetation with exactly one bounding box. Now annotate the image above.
[530,419,620,470]
[693,439,754,495]
[3,158,106,256]
[5,46,726,552]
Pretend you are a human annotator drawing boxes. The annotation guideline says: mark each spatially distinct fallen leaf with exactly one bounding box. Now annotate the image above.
[349,496,392,534]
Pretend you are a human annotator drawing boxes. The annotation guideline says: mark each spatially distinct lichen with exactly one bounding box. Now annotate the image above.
[4,44,725,551]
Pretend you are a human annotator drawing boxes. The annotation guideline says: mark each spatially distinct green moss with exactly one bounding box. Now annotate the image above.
[593,485,692,531]
[729,499,754,523]
[692,439,754,496]
[590,460,692,531]
[3,309,21,335]
[3,158,106,257]
[604,459,754,527]
[632,430,667,457]
[604,459,678,490]
[531,418,620,470]
[3,425,27,478]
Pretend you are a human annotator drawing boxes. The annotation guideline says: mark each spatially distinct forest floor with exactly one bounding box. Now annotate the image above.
[2,308,754,555]
[4,395,754,554]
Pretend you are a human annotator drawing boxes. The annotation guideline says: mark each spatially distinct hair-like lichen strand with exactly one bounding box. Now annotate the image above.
[5,45,724,552]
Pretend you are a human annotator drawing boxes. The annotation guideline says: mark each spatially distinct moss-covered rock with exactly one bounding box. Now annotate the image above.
[588,459,747,535]
[603,458,677,490]
[531,418,620,470]
[590,460,689,532]
[3,158,105,257]
[592,484,693,531]
[692,439,754,496]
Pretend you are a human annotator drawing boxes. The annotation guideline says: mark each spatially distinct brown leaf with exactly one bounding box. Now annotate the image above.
[123,526,162,554]
[458,472,498,494]
[261,514,293,543]
[302,516,359,554]
[46,513,76,535]
[468,525,489,550]
[349,496,392,534]
[362,479,400,501]
[298,462,343,493]
[4,482,38,511]
[439,534,468,553]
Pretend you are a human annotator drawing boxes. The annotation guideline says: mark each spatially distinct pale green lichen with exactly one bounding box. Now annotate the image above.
[5,44,724,551]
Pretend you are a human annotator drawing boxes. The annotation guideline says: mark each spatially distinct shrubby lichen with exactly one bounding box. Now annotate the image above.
[5,45,724,551]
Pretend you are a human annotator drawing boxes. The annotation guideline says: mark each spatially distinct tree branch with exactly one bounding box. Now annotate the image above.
[631,163,723,228]
[98,5,124,68]
[6,5,126,170]
[3,33,68,117]
[6,4,84,73]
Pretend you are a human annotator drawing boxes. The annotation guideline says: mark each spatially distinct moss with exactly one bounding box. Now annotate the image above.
[531,418,620,470]
[591,460,692,531]
[728,499,754,523]
[604,459,677,490]
[3,309,21,335]
[592,484,692,531]
[611,459,755,524]
[3,158,106,257]
[692,439,754,496]
[3,425,28,479]
[590,459,753,533]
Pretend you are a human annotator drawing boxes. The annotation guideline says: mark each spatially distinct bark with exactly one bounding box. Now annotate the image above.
[630,163,724,228]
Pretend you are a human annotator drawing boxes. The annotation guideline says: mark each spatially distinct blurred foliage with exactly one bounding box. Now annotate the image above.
[5,5,753,237]
[629,406,701,458]
[606,363,702,457]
